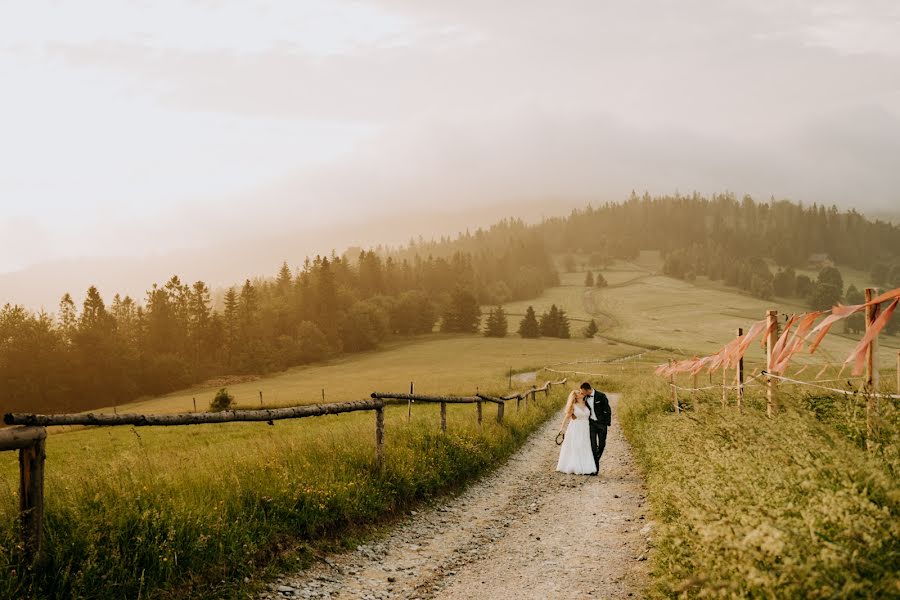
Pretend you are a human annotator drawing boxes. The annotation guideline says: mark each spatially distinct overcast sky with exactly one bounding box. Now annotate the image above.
[1,1,899,303]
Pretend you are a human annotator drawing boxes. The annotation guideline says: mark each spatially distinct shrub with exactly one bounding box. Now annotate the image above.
[210,388,234,411]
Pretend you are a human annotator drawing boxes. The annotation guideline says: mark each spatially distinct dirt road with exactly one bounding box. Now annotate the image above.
[261,394,652,600]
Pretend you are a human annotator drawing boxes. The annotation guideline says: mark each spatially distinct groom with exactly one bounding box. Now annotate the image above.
[581,382,611,475]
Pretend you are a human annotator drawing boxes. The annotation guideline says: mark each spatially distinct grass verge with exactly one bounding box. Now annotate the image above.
[619,375,899,598]
[0,389,566,599]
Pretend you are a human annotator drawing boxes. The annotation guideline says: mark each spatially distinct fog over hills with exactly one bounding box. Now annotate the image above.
[2,0,898,309]
[0,199,572,311]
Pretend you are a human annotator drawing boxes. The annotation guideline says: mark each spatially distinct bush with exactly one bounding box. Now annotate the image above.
[210,388,234,411]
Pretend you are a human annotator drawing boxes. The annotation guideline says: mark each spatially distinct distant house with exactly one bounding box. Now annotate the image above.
[808,253,833,268]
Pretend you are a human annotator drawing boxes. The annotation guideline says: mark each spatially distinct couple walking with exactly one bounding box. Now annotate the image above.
[556,382,611,475]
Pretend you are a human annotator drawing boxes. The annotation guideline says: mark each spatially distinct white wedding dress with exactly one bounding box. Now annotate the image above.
[556,403,597,475]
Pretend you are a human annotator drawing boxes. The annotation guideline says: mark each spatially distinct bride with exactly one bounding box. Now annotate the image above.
[556,389,597,475]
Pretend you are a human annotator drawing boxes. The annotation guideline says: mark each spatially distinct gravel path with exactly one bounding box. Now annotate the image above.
[261,394,652,600]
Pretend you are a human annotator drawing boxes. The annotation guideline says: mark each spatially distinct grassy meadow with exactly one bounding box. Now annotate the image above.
[1,335,640,599]
[547,252,899,369]
[98,335,635,415]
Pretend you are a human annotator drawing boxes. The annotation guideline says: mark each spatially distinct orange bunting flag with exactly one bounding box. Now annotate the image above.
[654,288,900,380]
[846,298,899,376]
[770,314,799,363]
[871,287,900,304]
[654,319,766,377]
[808,304,864,354]
[771,311,824,374]
[809,287,900,355]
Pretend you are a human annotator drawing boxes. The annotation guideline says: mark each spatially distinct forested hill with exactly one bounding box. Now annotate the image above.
[540,193,900,311]
[540,192,900,269]
[0,228,557,415]
[2,193,899,416]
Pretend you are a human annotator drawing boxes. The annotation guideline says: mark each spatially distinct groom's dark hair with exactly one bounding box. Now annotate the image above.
[580,382,592,391]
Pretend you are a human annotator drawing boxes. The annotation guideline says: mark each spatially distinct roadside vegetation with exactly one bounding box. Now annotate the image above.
[619,371,899,598]
[0,386,568,600]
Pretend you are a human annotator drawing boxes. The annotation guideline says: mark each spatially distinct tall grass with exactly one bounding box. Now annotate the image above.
[620,375,899,598]
[0,390,565,599]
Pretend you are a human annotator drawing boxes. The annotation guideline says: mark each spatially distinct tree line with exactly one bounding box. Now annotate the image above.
[545,192,900,321]
[0,230,557,415]
[3,193,898,415]
[541,192,900,271]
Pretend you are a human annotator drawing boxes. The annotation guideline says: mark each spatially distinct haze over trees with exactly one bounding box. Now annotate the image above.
[0,227,557,415]
[2,193,898,415]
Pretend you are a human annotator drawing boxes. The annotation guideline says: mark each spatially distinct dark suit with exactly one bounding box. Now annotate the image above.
[585,391,611,472]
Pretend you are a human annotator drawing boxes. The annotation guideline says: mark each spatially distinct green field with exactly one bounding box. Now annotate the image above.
[514,253,899,371]
[0,332,641,600]
[95,335,639,415]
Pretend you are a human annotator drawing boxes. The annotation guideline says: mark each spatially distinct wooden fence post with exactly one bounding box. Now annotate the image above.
[691,373,698,410]
[476,396,482,430]
[766,310,779,417]
[736,327,744,413]
[721,367,726,408]
[669,359,679,414]
[497,400,504,424]
[374,405,384,468]
[408,381,413,423]
[864,288,880,451]
[19,436,46,565]
[192,397,197,413]
[259,390,263,407]
[440,401,447,433]
[516,394,521,412]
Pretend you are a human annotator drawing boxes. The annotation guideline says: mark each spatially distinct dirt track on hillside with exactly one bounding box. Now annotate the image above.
[260,394,652,600]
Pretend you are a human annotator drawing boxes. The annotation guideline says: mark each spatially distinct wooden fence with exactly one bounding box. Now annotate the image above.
[1,377,566,565]
[666,287,900,451]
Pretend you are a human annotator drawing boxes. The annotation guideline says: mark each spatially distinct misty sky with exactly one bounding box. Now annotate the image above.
[2,0,899,283]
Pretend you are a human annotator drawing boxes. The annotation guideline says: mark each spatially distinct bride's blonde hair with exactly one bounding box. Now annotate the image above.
[565,390,582,420]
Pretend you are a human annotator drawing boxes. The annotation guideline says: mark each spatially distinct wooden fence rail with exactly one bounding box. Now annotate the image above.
[4,399,390,428]
[1,377,567,565]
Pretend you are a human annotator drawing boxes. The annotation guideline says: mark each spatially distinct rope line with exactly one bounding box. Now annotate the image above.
[761,372,900,399]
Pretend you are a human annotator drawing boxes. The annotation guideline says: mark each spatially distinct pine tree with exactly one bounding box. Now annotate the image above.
[276,261,293,295]
[188,281,212,367]
[539,305,561,337]
[483,308,496,337]
[223,288,239,367]
[557,308,571,338]
[493,305,508,337]
[595,273,608,288]
[518,306,540,338]
[584,271,595,286]
[484,306,508,337]
[57,292,78,344]
[584,319,599,338]
[844,285,865,334]
[440,287,481,333]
